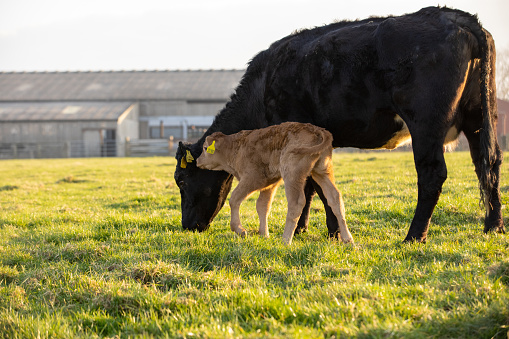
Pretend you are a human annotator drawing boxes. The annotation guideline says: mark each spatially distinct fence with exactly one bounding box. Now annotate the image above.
[124,139,176,157]
[0,139,179,159]
[0,140,119,159]
[0,134,496,160]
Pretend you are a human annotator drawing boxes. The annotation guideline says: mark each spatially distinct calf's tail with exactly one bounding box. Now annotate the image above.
[292,129,334,155]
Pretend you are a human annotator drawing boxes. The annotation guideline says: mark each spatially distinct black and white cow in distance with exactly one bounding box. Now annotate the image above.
[174,6,505,242]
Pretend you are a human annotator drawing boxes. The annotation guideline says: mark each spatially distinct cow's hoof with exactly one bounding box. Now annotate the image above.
[328,232,340,240]
[402,236,427,244]
[294,226,308,235]
[483,224,505,234]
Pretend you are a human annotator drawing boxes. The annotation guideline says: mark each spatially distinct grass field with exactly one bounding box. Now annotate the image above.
[0,152,508,338]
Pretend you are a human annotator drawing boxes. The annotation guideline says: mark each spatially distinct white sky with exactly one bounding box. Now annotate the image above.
[0,0,508,72]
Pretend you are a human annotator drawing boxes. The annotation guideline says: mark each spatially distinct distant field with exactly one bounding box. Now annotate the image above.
[0,152,508,338]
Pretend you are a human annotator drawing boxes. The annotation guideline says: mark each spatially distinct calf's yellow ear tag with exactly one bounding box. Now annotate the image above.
[186,150,194,163]
[206,140,216,154]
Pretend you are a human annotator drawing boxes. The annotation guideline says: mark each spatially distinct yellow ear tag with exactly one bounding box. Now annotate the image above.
[180,157,187,168]
[186,150,194,163]
[206,140,216,154]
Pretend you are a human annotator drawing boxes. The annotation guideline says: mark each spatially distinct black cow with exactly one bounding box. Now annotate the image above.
[174,6,504,242]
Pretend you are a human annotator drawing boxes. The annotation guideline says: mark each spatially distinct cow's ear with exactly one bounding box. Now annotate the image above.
[177,141,186,158]
[177,141,194,168]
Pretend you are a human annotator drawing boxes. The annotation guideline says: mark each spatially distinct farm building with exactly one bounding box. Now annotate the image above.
[0,70,243,158]
[0,70,508,158]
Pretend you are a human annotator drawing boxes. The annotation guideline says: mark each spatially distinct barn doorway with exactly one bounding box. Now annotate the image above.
[102,129,116,156]
[82,129,116,157]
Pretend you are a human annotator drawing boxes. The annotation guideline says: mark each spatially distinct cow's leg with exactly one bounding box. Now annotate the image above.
[404,136,448,242]
[311,167,353,244]
[229,181,257,237]
[463,124,504,234]
[256,182,281,237]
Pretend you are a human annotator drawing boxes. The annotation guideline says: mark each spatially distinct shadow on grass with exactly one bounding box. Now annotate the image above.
[488,259,509,286]
[56,175,91,184]
[351,304,508,338]
[0,216,75,230]
[107,196,180,212]
[0,185,19,192]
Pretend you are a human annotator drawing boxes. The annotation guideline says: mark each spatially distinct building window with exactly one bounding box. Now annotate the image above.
[187,125,208,140]
[150,126,183,139]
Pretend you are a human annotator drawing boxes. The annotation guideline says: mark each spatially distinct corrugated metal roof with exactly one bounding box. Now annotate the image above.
[0,102,133,121]
[0,70,245,102]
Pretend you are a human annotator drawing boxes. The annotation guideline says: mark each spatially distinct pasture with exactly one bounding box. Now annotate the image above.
[0,152,508,338]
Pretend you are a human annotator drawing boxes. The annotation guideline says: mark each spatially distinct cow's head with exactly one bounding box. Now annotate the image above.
[196,132,227,171]
[174,141,233,232]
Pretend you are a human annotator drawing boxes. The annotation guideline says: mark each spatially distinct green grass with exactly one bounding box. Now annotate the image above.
[0,152,508,338]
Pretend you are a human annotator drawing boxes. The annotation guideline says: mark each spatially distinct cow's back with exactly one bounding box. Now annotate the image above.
[260,7,483,149]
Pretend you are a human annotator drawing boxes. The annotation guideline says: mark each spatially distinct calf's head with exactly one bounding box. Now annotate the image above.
[196,133,226,171]
[174,140,233,232]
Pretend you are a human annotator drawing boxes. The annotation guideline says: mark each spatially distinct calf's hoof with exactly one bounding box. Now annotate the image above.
[282,237,293,246]
[233,227,248,238]
[341,236,354,244]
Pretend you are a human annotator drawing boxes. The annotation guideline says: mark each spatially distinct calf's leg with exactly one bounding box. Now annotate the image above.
[295,178,342,239]
[281,168,311,244]
[256,182,280,237]
[310,178,342,239]
[229,181,258,237]
[294,179,315,234]
[282,183,307,245]
[311,166,353,244]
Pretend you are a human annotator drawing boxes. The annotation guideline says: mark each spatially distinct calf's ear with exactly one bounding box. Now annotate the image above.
[211,132,226,139]
[206,140,216,154]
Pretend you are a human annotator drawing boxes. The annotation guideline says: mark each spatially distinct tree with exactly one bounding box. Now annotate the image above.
[496,47,509,100]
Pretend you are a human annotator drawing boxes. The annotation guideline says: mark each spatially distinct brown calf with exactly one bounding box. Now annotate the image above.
[196,122,353,245]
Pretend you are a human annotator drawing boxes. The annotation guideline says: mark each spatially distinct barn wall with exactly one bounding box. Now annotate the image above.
[0,121,117,144]
[140,101,187,117]
[0,120,119,159]
[139,100,224,117]
[117,103,140,157]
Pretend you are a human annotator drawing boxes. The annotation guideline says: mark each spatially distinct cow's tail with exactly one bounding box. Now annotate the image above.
[293,128,334,155]
[459,11,500,210]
